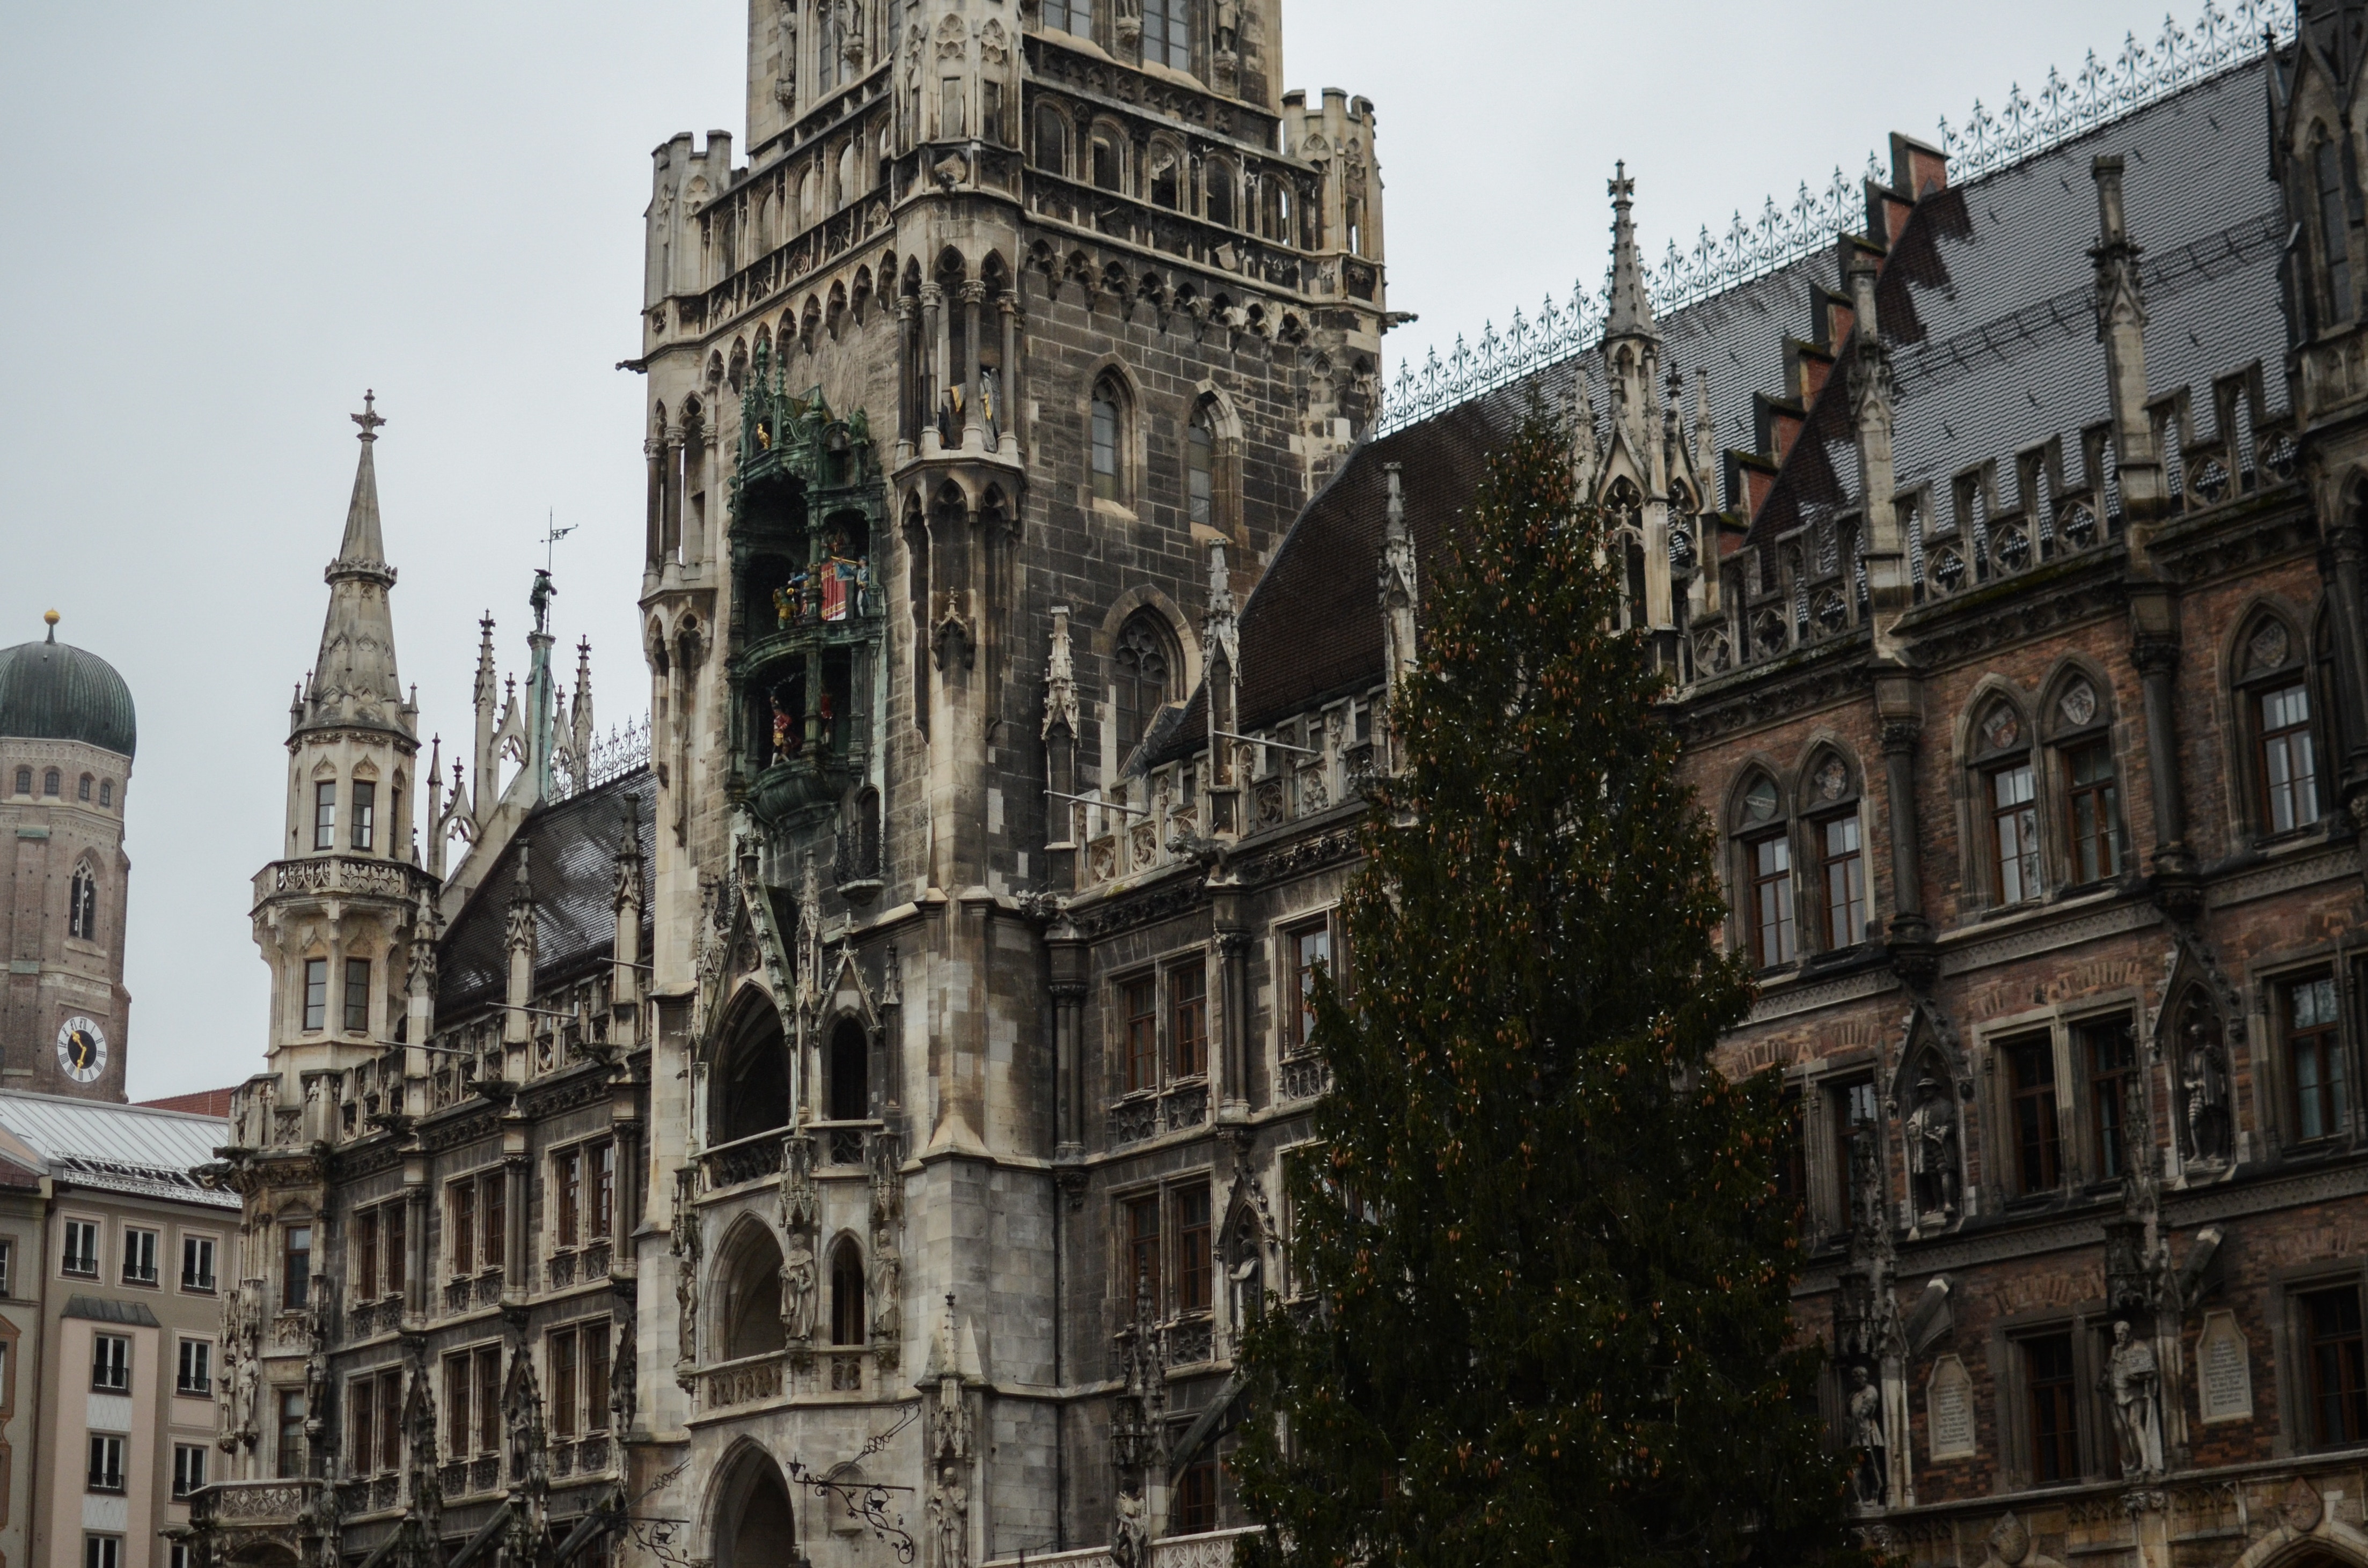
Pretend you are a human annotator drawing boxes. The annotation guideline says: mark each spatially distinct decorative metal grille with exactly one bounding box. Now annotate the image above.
[551,716,653,800]
[1376,0,2296,437]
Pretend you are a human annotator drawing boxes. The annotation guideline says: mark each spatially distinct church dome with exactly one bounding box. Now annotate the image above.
[0,616,136,760]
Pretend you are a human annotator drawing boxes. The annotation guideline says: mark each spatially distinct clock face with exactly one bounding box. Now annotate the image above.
[55,1017,106,1084]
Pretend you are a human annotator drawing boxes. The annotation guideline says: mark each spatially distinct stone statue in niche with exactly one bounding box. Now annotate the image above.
[1846,1363,1887,1505]
[2179,1002,2232,1164]
[782,1237,818,1344]
[2103,1317,2165,1474]
[1904,1075,1960,1221]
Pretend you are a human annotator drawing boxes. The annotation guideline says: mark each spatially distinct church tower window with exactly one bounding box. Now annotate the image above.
[76,775,90,802]
[1091,380,1125,501]
[313,782,336,850]
[343,958,371,1036]
[1043,0,1086,35]
[69,868,97,941]
[350,781,375,852]
[42,769,58,797]
[830,1238,866,1345]
[1187,406,1215,526]
[11,768,26,795]
[98,780,111,808]
[303,959,328,1032]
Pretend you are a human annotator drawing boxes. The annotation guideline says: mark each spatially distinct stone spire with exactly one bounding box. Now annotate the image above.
[1603,164,1658,345]
[297,392,415,741]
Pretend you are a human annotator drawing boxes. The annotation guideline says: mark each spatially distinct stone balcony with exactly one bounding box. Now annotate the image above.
[190,1478,323,1529]
[251,853,436,911]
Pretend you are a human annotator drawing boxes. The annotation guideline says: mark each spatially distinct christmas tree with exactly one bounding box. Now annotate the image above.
[1230,415,1861,1568]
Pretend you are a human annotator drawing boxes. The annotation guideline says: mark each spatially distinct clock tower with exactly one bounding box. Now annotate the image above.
[0,608,137,1099]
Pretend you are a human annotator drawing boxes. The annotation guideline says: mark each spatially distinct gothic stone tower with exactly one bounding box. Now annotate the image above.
[0,612,137,1099]
[224,398,432,1496]
[628,1,1385,1563]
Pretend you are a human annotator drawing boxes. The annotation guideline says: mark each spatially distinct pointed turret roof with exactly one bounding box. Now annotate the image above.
[295,393,415,743]
[1603,163,1658,343]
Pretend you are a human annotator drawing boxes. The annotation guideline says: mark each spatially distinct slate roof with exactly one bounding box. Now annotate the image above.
[0,1091,237,1208]
[437,770,657,1019]
[0,627,137,759]
[1153,56,2286,754]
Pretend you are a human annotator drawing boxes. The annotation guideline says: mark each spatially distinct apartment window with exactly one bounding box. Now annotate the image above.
[344,957,371,1035]
[542,1322,615,1434]
[87,1440,123,1497]
[347,1367,401,1475]
[1991,761,2041,905]
[1186,407,1215,528]
[556,1147,584,1248]
[1746,829,1795,968]
[0,1236,15,1296]
[171,1442,206,1499]
[1124,1195,1161,1310]
[62,1219,98,1277]
[2286,973,2347,1143]
[1817,813,1865,948]
[444,1348,505,1459]
[1121,976,1158,1094]
[476,1346,501,1454]
[2005,1035,2062,1195]
[1175,1184,1212,1313]
[181,1234,216,1292]
[303,959,328,1032]
[2024,1333,2080,1483]
[450,1181,478,1275]
[350,780,375,851]
[2303,1284,2368,1446]
[1282,917,1332,1052]
[1175,1457,1219,1534]
[313,781,337,850]
[1170,961,1208,1079]
[354,1202,403,1300]
[87,1434,124,1492]
[1090,384,1123,500]
[2064,741,2124,884]
[1142,0,1191,70]
[443,1355,470,1456]
[550,1329,581,1440]
[2260,680,2323,834]
[91,1334,128,1392]
[178,1338,212,1396]
[283,1224,312,1310]
[85,1539,120,1568]
[276,1389,306,1478]
[2083,1018,2138,1181]
[590,1143,615,1241]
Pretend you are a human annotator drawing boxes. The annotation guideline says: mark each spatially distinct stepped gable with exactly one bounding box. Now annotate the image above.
[1750,56,2286,547]
[436,770,656,1018]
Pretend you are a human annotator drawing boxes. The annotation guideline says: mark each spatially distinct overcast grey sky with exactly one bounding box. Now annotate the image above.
[0,0,2227,1099]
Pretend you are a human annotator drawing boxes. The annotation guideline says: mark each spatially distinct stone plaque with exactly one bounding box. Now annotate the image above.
[1928,1354,1976,1460]
[2198,1309,2253,1423]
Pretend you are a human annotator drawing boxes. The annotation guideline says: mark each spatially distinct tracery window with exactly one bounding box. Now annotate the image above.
[1804,754,1863,950]
[1091,379,1125,500]
[69,867,97,941]
[2236,613,2324,837]
[1112,610,1174,757]
[1969,698,2039,907]
[1735,775,1793,968]
[2046,675,2124,885]
[2285,973,2345,1143]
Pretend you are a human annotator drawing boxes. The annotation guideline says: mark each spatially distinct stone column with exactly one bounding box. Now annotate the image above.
[998,293,1021,457]
[921,283,948,454]
[2323,510,2368,820]
[405,1172,429,1325]
[896,295,920,459]
[1216,922,1251,1113]
[1047,927,1087,1157]
[1879,718,1931,955]
[2130,617,2198,912]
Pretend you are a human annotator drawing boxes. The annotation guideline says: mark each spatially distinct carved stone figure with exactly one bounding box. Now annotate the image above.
[2180,1008,2232,1164]
[1110,1487,1149,1568]
[871,1245,902,1349]
[782,1238,818,1344]
[2104,1319,2165,1475]
[781,1133,819,1232]
[1846,1363,1887,1506]
[1904,1076,1960,1220]
[928,1465,969,1568]
[610,1314,637,1434]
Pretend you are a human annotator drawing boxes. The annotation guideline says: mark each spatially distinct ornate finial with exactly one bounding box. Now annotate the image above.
[41,609,57,644]
[352,390,385,441]
[1609,159,1634,204]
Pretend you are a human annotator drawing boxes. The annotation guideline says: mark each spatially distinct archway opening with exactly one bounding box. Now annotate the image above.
[718,1453,798,1568]
[720,1224,788,1360]
[715,1004,791,1144]
[828,1019,869,1121]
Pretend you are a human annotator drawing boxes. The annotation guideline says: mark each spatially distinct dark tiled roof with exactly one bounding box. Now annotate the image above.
[64,1295,162,1327]
[1160,58,2283,749]
[437,771,657,1019]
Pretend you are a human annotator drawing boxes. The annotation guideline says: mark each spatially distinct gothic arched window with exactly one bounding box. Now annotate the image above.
[1035,101,1070,176]
[715,1004,791,1144]
[42,769,59,798]
[1090,376,1127,502]
[11,768,27,796]
[2042,672,2125,886]
[1148,148,1182,210]
[2315,129,2355,325]
[1113,611,1176,760]
[1969,697,2041,907]
[1732,773,1794,969]
[1205,157,1236,229]
[817,0,845,94]
[76,775,91,802]
[1090,128,1124,193]
[1802,752,1865,951]
[2235,612,2325,838]
[98,780,112,808]
[827,1018,869,1122]
[1186,402,1216,527]
[69,868,97,943]
[830,1238,866,1345]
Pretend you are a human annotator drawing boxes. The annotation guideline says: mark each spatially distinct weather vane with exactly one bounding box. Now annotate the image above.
[542,507,576,573]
